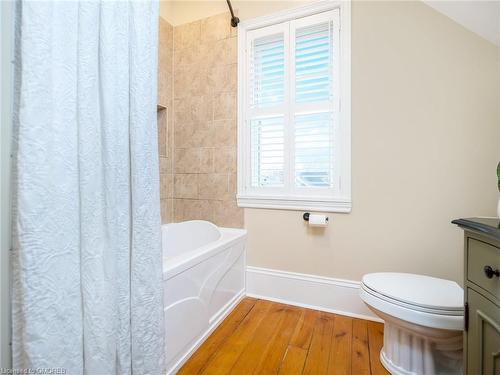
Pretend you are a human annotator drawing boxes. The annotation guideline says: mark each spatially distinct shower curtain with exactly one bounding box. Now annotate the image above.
[11,1,164,374]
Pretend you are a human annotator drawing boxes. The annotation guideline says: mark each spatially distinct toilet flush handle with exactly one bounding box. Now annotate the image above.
[483,265,500,279]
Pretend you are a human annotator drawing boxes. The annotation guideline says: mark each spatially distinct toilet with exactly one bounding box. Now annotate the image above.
[360,273,463,375]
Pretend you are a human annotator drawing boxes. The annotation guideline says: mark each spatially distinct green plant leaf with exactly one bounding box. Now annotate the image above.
[497,161,500,192]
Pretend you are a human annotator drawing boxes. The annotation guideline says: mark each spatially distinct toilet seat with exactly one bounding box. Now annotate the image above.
[360,273,463,331]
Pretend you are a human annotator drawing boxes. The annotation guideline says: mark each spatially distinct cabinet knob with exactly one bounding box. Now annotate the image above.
[483,265,500,279]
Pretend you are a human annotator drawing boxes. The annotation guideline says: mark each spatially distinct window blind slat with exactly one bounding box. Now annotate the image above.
[294,112,333,188]
[295,21,333,104]
[251,116,285,187]
[250,32,285,109]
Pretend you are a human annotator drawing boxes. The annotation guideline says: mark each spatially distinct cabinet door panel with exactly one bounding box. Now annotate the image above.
[467,288,500,375]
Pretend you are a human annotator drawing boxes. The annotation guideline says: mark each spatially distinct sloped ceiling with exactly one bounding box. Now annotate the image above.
[424,0,500,46]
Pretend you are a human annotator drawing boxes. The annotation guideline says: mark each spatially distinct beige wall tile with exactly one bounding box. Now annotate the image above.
[164,52,173,100]
[159,157,171,174]
[214,147,236,173]
[197,43,217,67]
[168,175,174,198]
[183,199,214,222]
[159,18,173,45]
[173,199,184,222]
[200,38,236,69]
[160,198,173,224]
[212,200,243,228]
[160,173,173,200]
[214,119,237,147]
[169,15,242,227]
[174,63,209,98]
[174,198,184,222]
[158,18,173,108]
[174,123,215,148]
[174,44,206,67]
[174,21,200,50]
[198,173,228,200]
[213,91,236,120]
[159,44,172,69]
[174,97,212,127]
[174,148,200,173]
[160,175,168,200]
[158,18,174,223]
[215,37,237,65]
[228,173,237,198]
[174,148,213,174]
[167,101,174,141]
[157,71,168,107]
[158,23,172,50]
[167,199,174,223]
[230,23,238,38]
[207,63,237,93]
[201,12,231,42]
[200,148,214,173]
[174,174,198,199]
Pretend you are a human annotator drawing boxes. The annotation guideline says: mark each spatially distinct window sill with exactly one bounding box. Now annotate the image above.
[237,195,352,213]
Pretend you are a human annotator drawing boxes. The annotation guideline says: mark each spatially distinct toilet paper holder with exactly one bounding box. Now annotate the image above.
[303,212,329,222]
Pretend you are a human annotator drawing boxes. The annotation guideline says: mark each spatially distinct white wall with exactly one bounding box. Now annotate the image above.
[161,0,500,285]
[0,0,13,368]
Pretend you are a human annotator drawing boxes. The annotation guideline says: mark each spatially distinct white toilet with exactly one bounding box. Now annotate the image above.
[360,273,464,375]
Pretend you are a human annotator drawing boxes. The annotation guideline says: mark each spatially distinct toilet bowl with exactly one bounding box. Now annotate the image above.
[360,273,463,375]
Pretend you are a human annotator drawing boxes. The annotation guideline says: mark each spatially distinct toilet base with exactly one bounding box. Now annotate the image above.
[379,320,462,375]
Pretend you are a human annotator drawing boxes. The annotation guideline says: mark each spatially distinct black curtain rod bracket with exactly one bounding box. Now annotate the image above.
[226,0,240,28]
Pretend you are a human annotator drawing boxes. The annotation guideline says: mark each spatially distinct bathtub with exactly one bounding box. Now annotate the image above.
[162,220,247,374]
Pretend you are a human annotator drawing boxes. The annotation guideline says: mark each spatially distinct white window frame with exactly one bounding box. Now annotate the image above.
[237,0,351,213]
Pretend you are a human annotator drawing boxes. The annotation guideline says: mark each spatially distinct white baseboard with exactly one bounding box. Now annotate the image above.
[246,266,382,323]
[166,289,245,375]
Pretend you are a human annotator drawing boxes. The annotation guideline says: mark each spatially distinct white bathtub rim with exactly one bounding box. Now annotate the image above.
[162,220,222,256]
[163,226,247,280]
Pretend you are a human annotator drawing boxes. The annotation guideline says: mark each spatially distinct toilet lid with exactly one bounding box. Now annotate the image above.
[361,273,463,312]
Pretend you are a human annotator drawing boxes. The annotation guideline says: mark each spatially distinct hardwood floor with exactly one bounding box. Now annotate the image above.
[179,298,389,375]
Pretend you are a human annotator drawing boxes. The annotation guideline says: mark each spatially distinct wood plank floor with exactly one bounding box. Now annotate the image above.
[179,298,389,375]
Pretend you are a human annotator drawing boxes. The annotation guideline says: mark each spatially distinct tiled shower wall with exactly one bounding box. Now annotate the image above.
[171,12,244,228]
[158,18,174,223]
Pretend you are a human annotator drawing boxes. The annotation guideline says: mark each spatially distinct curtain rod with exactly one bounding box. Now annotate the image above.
[226,0,240,27]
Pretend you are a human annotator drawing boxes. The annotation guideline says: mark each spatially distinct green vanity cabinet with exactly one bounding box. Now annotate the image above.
[453,218,500,375]
[466,288,500,374]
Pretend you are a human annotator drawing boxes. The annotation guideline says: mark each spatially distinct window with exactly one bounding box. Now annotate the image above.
[237,2,351,212]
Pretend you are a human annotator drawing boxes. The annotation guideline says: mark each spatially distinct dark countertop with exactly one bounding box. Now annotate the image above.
[452,217,500,242]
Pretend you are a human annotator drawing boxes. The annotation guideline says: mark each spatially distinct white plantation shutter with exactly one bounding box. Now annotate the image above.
[251,116,285,187]
[239,6,350,212]
[294,112,333,187]
[295,21,333,103]
[247,24,288,189]
[292,14,336,190]
[250,33,285,109]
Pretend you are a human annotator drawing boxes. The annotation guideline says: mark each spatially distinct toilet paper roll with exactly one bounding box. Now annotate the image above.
[308,214,328,227]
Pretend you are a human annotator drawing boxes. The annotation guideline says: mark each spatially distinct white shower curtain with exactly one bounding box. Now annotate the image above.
[11,1,164,374]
